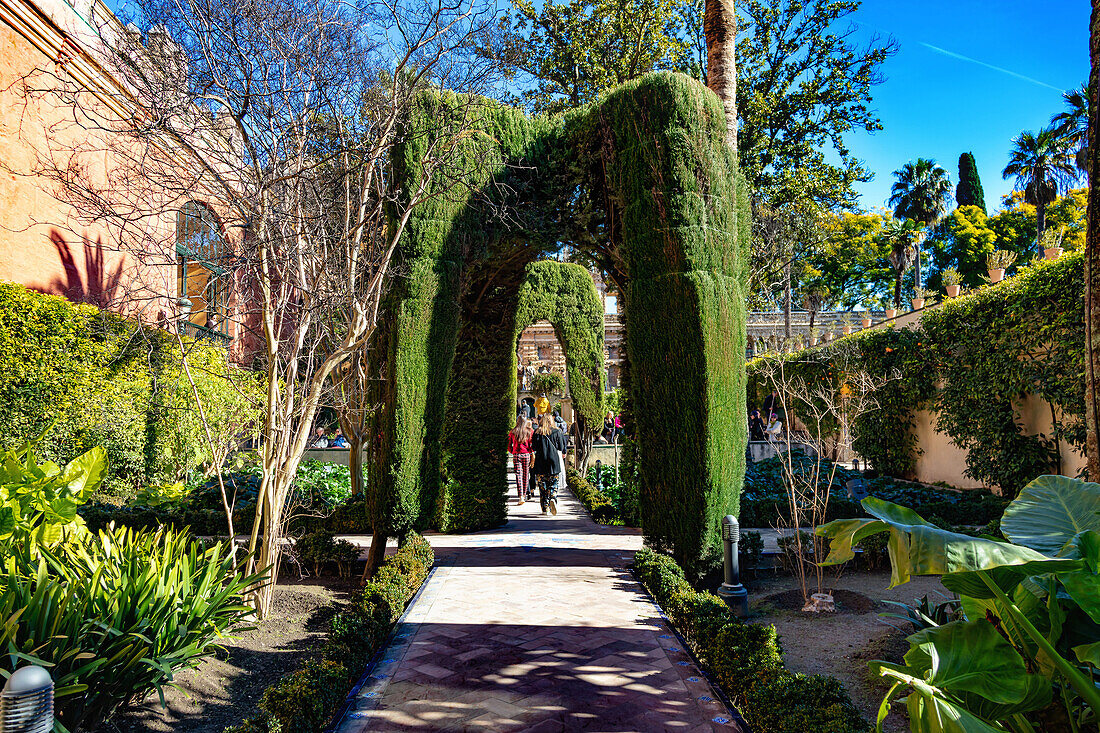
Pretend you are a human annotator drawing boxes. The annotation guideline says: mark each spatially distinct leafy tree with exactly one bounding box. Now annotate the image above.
[491,0,896,208]
[889,158,953,291]
[734,0,898,208]
[805,210,894,309]
[955,152,986,212]
[486,0,691,114]
[1051,82,1090,175]
[1002,126,1078,255]
[925,205,998,289]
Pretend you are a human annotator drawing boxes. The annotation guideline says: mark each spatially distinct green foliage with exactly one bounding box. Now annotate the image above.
[292,530,360,577]
[133,481,192,509]
[514,261,606,443]
[819,476,1100,730]
[633,548,868,732]
[809,210,895,310]
[921,252,1084,495]
[383,73,747,557]
[0,526,263,732]
[955,152,986,212]
[0,438,105,548]
[230,535,433,733]
[889,158,952,228]
[528,371,566,396]
[487,0,692,114]
[567,467,618,524]
[0,281,261,498]
[750,251,1084,496]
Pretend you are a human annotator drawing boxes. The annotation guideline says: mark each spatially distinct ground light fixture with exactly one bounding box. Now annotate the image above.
[717,514,749,616]
[1,665,53,733]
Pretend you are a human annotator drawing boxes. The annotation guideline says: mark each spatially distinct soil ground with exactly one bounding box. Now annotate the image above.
[98,576,358,733]
[745,569,948,733]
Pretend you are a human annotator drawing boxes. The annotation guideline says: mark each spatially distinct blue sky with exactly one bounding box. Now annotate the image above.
[845,0,1088,213]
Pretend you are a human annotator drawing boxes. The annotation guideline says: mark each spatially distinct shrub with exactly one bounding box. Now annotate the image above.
[0,527,263,732]
[633,548,869,733]
[566,468,618,524]
[229,534,433,733]
[292,531,361,578]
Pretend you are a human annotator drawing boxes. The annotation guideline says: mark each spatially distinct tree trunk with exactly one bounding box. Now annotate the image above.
[1037,201,1048,256]
[362,529,389,582]
[784,260,791,339]
[1085,0,1100,481]
[346,437,364,496]
[913,247,922,292]
[704,0,738,150]
[894,273,902,310]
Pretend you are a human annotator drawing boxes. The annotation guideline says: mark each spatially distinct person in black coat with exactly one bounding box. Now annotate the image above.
[531,414,568,515]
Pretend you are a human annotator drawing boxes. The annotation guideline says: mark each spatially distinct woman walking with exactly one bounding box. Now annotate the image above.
[532,414,568,515]
[509,416,534,502]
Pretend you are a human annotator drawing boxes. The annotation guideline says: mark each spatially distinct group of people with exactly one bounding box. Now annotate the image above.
[509,413,568,514]
[748,391,783,442]
[599,411,622,444]
[309,426,349,448]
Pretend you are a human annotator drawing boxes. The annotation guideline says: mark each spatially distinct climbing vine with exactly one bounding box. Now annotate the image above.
[748,252,1084,496]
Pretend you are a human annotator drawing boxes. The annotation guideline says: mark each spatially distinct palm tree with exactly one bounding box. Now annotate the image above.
[881,218,920,309]
[1051,83,1090,175]
[704,0,737,148]
[889,158,953,291]
[1002,126,1078,256]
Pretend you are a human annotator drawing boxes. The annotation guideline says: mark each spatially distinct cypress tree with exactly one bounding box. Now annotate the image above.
[956,152,987,212]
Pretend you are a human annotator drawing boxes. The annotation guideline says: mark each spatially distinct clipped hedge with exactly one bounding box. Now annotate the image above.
[226,534,434,733]
[0,281,261,497]
[747,252,1084,496]
[633,548,868,733]
[566,468,617,524]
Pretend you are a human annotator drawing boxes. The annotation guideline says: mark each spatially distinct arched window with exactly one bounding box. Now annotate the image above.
[176,201,228,338]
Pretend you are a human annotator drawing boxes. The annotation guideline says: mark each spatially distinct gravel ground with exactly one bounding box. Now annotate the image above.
[98,577,358,733]
[745,569,949,733]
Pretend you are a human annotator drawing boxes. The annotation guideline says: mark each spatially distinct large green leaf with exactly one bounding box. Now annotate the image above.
[60,447,107,500]
[906,619,1044,705]
[942,558,1084,599]
[820,498,1053,587]
[1001,475,1100,555]
[872,663,1005,733]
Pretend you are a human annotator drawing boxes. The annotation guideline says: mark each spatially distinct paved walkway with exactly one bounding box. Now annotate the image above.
[336,477,744,732]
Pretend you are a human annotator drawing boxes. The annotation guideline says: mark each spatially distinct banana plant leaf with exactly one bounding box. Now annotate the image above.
[1001,475,1100,555]
[819,497,1055,587]
[873,663,1005,733]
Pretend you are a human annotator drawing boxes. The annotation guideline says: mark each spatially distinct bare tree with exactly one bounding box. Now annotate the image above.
[11,0,502,616]
[757,345,894,611]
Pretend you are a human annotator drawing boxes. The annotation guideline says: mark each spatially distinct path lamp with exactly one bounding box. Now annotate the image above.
[1,665,53,733]
[717,515,748,617]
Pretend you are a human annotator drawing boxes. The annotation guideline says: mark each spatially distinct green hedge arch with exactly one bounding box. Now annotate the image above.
[514,260,606,439]
[377,72,749,572]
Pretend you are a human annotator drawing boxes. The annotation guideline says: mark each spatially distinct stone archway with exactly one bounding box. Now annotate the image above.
[374,72,748,571]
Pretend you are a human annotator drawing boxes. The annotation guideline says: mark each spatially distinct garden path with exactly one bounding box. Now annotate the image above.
[334,473,745,732]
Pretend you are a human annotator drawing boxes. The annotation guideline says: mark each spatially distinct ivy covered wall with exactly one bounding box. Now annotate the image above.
[747,251,1084,497]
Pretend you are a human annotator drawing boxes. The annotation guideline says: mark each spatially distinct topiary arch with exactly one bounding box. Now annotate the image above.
[372,72,749,572]
[514,260,607,466]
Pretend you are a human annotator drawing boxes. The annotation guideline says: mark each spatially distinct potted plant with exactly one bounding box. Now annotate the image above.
[808,326,819,346]
[884,307,897,319]
[1041,226,1065,260]
[911,287,929,311]
[943,267,963,298]
[986,249,1017,283]
[861,311,872,328]
[841,313,853,335]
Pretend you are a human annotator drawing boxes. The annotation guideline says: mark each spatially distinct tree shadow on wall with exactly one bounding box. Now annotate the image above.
[49,228,123,308]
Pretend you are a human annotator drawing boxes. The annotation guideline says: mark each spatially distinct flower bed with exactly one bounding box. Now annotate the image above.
[225,534,434,733]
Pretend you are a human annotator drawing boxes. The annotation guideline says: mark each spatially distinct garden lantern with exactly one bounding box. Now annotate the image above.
[717,515,748,616]
[1,665,53,733]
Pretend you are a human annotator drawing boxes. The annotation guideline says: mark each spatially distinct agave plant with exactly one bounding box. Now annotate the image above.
[0,526,267,731]
[819,475,1100,732]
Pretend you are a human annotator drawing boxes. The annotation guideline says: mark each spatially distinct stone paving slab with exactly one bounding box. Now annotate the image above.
[336,480,744,732]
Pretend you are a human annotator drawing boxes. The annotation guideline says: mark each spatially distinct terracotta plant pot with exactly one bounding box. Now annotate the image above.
[946,284,961,298]
[861,317,872,328]
[1045,247,1064,260]
[988,268,1005,283]
[823,332,833,341]
[809,337,818,346]
[885,308,897,319]
[911,297,925,310]
[842,325,851,335]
